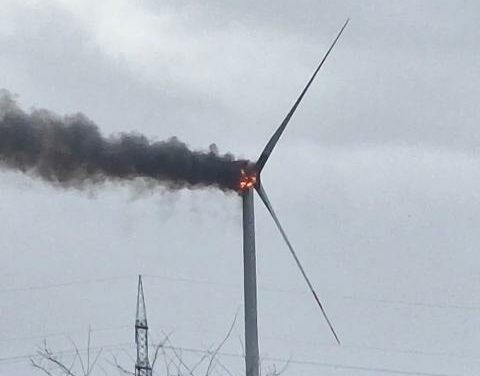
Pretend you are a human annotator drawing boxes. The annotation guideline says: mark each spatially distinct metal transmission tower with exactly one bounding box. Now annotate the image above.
[135,275,152,376]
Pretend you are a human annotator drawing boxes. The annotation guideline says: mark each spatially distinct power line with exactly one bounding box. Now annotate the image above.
[0,342,466,376]
[1,271,478,365]
[0,275,133,294]
[0,271,475,372]
[258,332,480,362]
[341,295,480,312]
[0,324,130,344]
[144,274,480,313]
[1,323,477,363]
[1,273,478,313]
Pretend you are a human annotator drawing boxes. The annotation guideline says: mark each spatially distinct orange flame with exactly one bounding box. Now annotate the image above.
[239,168,257,191]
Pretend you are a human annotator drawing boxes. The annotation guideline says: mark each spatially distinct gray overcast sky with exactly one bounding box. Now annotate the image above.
[1,1,480,375]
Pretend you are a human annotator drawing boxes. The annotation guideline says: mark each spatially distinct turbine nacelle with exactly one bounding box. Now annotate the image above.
[238,163,259,192]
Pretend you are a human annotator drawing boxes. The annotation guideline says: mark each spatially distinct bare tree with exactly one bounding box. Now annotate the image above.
[31,315,288,376]
[31,329,103,376]
[112,312,239,376]
[263,358,291,376]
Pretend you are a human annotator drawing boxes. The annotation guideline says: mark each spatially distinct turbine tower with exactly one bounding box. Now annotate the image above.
[135,275,152,376]
[239,19,350,376]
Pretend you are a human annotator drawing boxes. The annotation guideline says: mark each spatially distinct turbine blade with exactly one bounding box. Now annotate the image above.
[255,183,340,344]
[256,18,350,172]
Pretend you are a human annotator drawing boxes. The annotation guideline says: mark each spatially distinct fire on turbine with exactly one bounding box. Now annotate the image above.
[238,168,257,191]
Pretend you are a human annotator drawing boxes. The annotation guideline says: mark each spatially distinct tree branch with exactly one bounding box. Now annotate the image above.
[205,310,238,376]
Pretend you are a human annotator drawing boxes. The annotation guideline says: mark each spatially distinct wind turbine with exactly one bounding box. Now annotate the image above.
[237,19,349,376]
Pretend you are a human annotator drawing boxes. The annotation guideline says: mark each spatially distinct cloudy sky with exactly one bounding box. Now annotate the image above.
[1,1,480,375]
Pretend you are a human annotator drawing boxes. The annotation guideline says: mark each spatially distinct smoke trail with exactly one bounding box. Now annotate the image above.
[0,91,250,191]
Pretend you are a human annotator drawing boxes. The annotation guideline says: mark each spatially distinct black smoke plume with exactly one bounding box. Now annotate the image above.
[0,91,250,191]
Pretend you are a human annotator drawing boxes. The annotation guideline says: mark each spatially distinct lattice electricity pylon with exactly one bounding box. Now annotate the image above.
[135,275,152,376]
